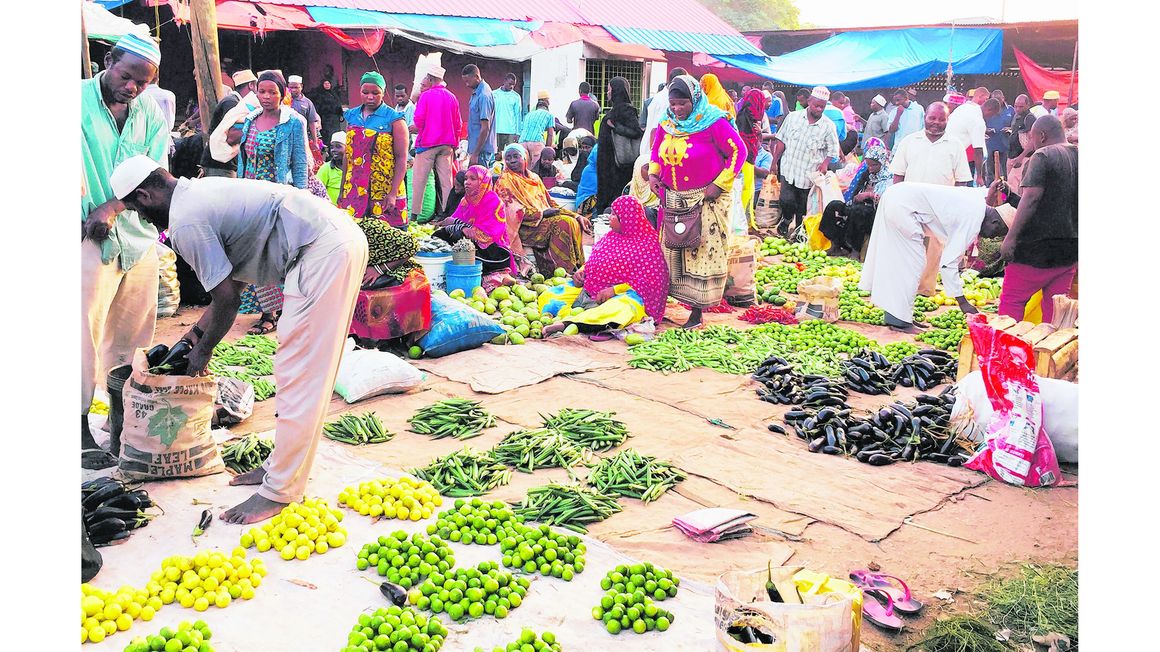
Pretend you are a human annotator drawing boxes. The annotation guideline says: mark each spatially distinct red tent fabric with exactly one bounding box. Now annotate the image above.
[1013,47,1077,106]
[319,27,385,57]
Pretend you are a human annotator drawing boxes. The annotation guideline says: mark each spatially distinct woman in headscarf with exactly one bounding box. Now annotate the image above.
[820,139,892,258]
[573,140,600,215]
[531,147,563,189]
[310,78,344,146]
[236,71,309,335]
[339,71,411,227]
[647,74,746,328]
[628,152,660,228]
[350,217,433,343]
[736,88,767,226]
[495,143,588,275]
[699,73,736,122]
[542,196,669,338]
[595,77,645,215]
[434,165,518,278]
[1060,107,1079,145]
[559,134,595,191]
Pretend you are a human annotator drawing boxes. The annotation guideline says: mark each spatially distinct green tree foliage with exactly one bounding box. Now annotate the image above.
[699,0,802,31]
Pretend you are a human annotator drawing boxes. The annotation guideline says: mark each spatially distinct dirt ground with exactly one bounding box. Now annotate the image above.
[150,304,1078,650]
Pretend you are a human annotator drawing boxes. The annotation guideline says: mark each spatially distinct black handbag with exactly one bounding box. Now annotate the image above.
[662,191,705,249]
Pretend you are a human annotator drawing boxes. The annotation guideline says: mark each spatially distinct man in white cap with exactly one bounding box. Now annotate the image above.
[863,94,891,143]
[770,85,840,237]
[315,131,347,205]
[108,156,368,524]
[943,91,988,187]
[412,63,463,220]
[859,182,1010,332]
[81,33,170,469]
[287,74,321,142]
[201,69,257,177]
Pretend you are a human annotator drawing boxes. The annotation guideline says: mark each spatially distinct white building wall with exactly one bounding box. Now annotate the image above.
[529,41,586,124]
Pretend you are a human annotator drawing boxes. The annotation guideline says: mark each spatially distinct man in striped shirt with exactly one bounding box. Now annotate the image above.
[770,86,840,237]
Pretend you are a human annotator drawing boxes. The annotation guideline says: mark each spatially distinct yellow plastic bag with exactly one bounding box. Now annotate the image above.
[566,291,646,329]
[1024,290,1043,324]
[802,213,831,252]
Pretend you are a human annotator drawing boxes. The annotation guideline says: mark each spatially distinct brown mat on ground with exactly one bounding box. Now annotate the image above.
[413,338,621,393]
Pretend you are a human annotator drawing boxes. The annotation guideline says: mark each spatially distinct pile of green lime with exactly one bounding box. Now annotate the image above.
[410,561,530,622]
[474,629,561,652]
[500,523,587,580]
[355,531,455,588]
[592,563,679,635]
[427,498,522,546]
[446,270,572,345]
[342,606,447,652]
[122,621,214,652]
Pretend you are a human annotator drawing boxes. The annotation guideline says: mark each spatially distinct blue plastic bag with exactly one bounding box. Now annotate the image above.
[418,293,505,358]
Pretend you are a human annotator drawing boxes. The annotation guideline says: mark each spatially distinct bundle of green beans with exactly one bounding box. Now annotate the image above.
[586,449,686,504]
[209,334,278,400]
[235,333,279,354]
[409,398,497,440]
[541,409,630,452]
[412,447,513,497]
[324,411,393,445]
[205,363,277,401]
[221,434,274,474]
[490,428,589,473]
[513,482,622,533]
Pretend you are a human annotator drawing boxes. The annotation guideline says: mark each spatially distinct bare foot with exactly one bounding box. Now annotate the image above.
[542,322,567,337]
[887,323,921,334]
[229,466,266,486]
[220,493,286,525]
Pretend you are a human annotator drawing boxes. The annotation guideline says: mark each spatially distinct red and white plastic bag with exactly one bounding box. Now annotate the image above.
[962,315,1062,487]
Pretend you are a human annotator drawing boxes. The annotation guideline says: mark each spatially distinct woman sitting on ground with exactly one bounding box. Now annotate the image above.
[820,140,893,259]
[494,143,589,275]
[542,196,669,339]
[531,147,564,189]
[350,218,432,343]
[433,165,519,284]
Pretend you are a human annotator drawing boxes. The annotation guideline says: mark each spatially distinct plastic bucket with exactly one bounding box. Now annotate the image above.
[445,261,484,297]
[416,252,452,292]
[107,364,133,457]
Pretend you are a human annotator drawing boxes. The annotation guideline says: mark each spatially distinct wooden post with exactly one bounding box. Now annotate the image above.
[81,2,92,79]
[1066,41,1078,107]
[188,0,224,128]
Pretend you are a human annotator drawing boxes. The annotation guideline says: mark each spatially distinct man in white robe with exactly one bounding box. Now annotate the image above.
[859,182,1009,332]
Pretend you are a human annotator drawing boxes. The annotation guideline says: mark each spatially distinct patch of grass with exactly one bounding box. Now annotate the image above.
[980,563,1078,642]
[907,614,1014,652]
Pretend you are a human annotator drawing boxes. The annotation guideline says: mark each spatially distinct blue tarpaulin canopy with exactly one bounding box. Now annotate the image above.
[305,7,539,47]
[715,28,1003,91]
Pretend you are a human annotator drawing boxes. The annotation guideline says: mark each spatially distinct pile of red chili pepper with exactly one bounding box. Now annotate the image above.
[678,302,735,314]
[739,305,799,325]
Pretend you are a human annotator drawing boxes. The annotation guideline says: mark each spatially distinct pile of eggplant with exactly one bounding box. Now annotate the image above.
[82,477,160,547]
[146,340,192,376]
[753,356,849,407]
[841,350,896,395]
[892,349,956,391]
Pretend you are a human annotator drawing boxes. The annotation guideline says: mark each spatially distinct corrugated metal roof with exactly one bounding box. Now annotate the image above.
[605,26,765,56]
[260,0,746,35]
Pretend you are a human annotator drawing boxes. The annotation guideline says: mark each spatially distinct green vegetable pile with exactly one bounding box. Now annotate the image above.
[355,531,455,588]
[513,482,623,533]
[587,449,686,503]
[474,629,560,652]
[916,327,967,351]
[409,561,530,622]
[324,412,393,445]
[839,283,886,325]
[930,309,968,329]
[592,563,678,635]
[500,523,586,580]
[209,335,277,401]
[412,448,513,497]
[342,606,448,652]
[122,620,215,652]
[409,399,496,441]
[221,434,274,474]
[879,341,920,363]
[540,408,629,452]
[490,428,589,474]
[427,498,522,546]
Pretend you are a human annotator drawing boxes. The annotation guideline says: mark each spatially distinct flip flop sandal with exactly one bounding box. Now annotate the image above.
[247,314,279,336]
[588,333,614,342]
[82,448,118,470]
[850,570,924,615]
[860,588,905,633]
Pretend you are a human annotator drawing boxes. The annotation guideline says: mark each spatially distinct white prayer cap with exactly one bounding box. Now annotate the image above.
[811,86,830,102]
[110,155,163,200]
[288,75,303,84]
[232,69,257,86]
[330,131,347,144]
[872,94,887,107]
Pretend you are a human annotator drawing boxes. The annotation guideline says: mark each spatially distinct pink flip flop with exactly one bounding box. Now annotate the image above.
[850,570,924,615]
[860,588,905,633]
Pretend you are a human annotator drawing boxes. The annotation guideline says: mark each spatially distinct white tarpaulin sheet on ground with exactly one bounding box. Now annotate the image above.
[82,428,716,651]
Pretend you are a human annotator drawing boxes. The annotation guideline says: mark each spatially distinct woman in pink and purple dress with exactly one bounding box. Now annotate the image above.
[647,75,746,328]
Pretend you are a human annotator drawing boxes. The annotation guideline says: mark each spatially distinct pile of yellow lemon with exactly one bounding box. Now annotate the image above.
[240,498,347,561]
[81,584,156,644]
[149,548,266,612]
[338,476,443,521]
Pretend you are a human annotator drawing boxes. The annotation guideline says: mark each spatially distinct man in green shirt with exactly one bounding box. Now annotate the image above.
[80,33,170,469]
[315,132,346,204]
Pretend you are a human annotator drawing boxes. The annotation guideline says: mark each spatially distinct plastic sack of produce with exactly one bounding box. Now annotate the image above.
[715,567,862,651]
[119,349,225,480]
[156,243,180,318]
[754,177,781,230]
[962,315,1063,486]
[418,293,506,358]
[724,236,758,307]
[805,171,844,217]
[212,377,255,427]
[334,337,425,403]
[794,276,843,323]
[951,370,1078,465]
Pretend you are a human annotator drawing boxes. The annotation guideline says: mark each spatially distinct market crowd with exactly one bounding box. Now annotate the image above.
[82,33,1077,523]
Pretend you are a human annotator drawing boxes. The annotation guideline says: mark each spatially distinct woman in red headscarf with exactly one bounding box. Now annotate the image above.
[736,87,767,226]
[542,196,669,338]
[433,165,520,284]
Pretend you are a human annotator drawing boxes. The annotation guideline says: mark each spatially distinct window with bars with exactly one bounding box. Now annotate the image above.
[585,59,645,111]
